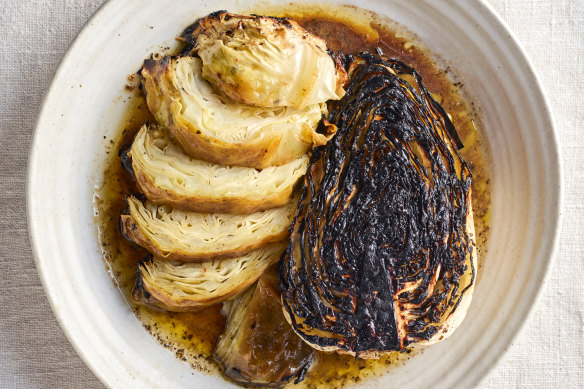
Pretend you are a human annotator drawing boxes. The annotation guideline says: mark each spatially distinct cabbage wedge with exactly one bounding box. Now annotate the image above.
[121,196,297,261]
[181,11,347,109]
[126,125,308,214]
[141,57,336,169]
[280,54,476,357]
[133,244,286,311]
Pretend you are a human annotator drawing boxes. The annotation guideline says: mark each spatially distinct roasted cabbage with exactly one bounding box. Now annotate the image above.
[133,244,286,311]
[121,196,297,261]
[126,125,309,214]
[181,11,347,109]
[215,267,313,387]
[141,57,336,169]
[280,54,476,357]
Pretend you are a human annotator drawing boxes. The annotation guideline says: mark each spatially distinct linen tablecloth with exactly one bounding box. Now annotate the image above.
[0,0,582,387]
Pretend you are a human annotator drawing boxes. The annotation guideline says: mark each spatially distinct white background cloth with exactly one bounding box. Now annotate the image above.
[0,0,582,387]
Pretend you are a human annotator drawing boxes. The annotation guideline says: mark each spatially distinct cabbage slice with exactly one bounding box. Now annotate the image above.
[133,243,286,311]
[182,11,347,109]
[121,195,297,261]
[141,57,336,169]
[126,125,308,214]
[214,266,313,386]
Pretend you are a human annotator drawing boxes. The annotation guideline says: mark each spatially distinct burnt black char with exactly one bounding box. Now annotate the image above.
[279,53,473,356]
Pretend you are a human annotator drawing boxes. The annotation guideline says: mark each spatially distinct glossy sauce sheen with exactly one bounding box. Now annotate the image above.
[95,7,491,388]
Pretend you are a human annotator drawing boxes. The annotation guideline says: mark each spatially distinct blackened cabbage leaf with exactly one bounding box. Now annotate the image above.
[280,53,476,357]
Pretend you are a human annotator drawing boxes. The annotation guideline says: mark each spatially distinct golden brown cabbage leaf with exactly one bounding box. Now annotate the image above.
[121,196,297,261]
[141,57,336,169]
[133,244,286,311]
[182,11,347,109]
[126,125,308,214]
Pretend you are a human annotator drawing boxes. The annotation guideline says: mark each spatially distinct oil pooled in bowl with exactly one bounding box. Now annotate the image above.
[94,6,492,388]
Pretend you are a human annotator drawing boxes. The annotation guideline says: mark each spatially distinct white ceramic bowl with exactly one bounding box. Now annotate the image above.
[27,0,561,388]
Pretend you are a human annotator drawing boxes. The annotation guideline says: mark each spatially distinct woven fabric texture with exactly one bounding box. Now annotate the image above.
[0,0,582,387]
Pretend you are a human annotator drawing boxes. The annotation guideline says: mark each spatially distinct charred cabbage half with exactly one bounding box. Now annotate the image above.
[126,125,308,214]
[134,243,286,311]
[181,11,347,109]
[280,53,476,357]
[141,56,335,169]
[121,196,297,261]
